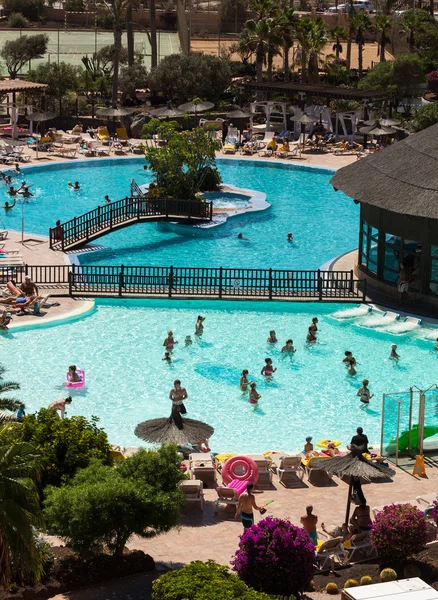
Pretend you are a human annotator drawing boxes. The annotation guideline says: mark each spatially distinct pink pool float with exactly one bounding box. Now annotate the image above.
[221,455,259,485]
[65,369,85,388]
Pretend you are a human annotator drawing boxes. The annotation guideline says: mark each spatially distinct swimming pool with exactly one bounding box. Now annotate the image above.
[0,158,358,270]
[3,300,437,452]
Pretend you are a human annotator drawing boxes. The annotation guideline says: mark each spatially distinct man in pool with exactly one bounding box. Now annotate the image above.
[104,195,111,204]
[195,315,205,336]
[7,186,18,196]
[2,199,16,210]
[301,505,318,546]
[235,483,262,529]
[49,396,72,419]
[237,232,250,241]
[18,184,34,198]
[170,380,188,410]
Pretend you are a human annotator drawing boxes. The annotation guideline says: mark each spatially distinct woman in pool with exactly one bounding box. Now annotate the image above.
[240,369,249,391]
[281,339,296,353]
[2,199,16,210]
[163,330,177,351]
[195,315,205,336]
[249,382,261,404]
[357,379,374,404]
[309,317,318,334]
[343,351,357,376]
[267,330,277,344]
[261,358,276,376]
[306,326,317,344]
[68,365,80,383]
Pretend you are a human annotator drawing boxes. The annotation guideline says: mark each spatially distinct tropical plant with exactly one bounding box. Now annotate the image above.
[326,582,339,594]
[400,10,420,54]
[375,15,392,63]
[361,576,373,585]
[104,0,130,106]
[306,17,329,83]
[231,517,315,596]
[278,7,298,82]
[380,568,398,582]
[44,446,185,558]
[371,504,428,561]
[241,15,270,83]
[152,560,272,599]
[410,101,438,131]
[0,426,44,586]
[0,34,48,79]
[345,579,359,588]
[0,365,23,416]
[331,25,345,60]
[350,11,372,78]
[8,12,29,27]
[1,408,112,488]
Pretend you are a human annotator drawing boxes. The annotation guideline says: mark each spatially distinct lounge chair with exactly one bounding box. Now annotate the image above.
[48,145,77,158]
[303,454,332,485]
[179,479,204,511]
[246,454,273,485]
[0,231,7,241]
[189,452,216,484]
[416,492,437,506]
[272,455,305,484]
[222,136,237,154]
[346,532,375,562]
[116,127,129,145]
[97,127,111,144]
[215,486,239,511]
[316,537,345,570]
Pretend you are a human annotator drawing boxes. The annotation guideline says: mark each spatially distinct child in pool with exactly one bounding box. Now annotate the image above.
[343,351,357,375]
[240,369,249,391]
[195,315,205,336]
[281,339,296,353]
[249,382,261,404]
[185,335,192,346]
[357,379,374,404]
[163,330,178,351]
[390,344,400,360]
[68,365,80,382]
[162,351,172,363]
[267,330,277,344]
[306,327,317,344]
[261,358,276,376]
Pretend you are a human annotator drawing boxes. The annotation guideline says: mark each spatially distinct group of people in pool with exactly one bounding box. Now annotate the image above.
[161,316,206,363]
[1,166,35,209]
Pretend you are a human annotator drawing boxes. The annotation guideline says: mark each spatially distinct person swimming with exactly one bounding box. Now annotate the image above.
[261,358,276,376]
[343,351,357,376]
[5,175,12,185]
[104,195,111,204]
[162,351,172,362]
[163,330,177,351]
[309,317,318,334]
[248,381,261,404]
[185,335,192,346]
[267,330,277,344]
[2,199,16,210]
[240,369,249,391]
[390,344,400,360]
[237,232,250,241]
[195,315,205,336]
[14,163,20,174]
[357,379,374,404]
[18,185,34,198]
[287,232,293,242]
[7,186,18,196]
[68,181,80,190]
[68,365,80,382]
[281,339,296,353]
[306,326,317,344]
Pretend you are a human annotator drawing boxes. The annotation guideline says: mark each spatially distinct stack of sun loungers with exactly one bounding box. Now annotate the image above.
[189,452,216,485]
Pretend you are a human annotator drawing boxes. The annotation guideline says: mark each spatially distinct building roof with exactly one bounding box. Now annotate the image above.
[330,124,438,220]
[0,80,48,93]
[239,81,391,102]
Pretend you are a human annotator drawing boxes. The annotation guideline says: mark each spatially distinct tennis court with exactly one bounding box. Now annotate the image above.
[0,29,180,75]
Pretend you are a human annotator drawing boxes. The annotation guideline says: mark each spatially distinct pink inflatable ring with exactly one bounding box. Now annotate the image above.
[221,455,259,485]
[66,369,85,388]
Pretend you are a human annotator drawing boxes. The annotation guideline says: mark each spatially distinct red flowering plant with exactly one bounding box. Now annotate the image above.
[371,504,428,561]
[426,70,438,92]
[231,517,315,596]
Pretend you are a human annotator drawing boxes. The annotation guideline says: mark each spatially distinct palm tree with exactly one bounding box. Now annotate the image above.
[278,7,298,82]
[243,18,270,84]
[0,427,44,586]
[375,15,392,62]
[350,11,372,78]
[400,11,419,54]
[266,13,283,81]
[0,366,23,416]
[296,17,314,83]
[105,0,129,107]
[306,17,329,83]
[331,25,345,60]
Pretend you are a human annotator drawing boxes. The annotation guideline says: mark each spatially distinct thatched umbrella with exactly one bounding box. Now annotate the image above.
[226,109,251,119]
[310,445,395,525]
[135,414,214,446]
[150,105,184,119]
[96,106,136,135]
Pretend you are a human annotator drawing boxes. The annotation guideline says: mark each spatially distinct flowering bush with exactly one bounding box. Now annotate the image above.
[231,517,315,596]
[426,70,438,92]
[371,504,428,561]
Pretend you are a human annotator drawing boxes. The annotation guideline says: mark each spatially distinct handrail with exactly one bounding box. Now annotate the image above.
[49,196,213,251]
[0,264,366,302]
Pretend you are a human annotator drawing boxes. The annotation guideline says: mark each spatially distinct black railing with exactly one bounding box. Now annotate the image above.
[0,265,366,302]
[49,197,213,251]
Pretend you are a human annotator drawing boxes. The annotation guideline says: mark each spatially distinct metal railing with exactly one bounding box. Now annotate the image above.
[49,196,213,251]
[0,265,366,301]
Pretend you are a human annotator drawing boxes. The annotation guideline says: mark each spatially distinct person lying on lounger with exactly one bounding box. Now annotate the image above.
[0,292,45,315]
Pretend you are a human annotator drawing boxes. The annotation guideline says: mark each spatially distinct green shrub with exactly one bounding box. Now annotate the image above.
[4,408,112,488]
[8,12,28,27]
[152,560,272,599]
[45,446,185,558]
[411,103,438,132]
[326,582,339,594]
[345,579,359,588]
[380,568,397,582]
[360,576,373,585]
[3,0,44,20]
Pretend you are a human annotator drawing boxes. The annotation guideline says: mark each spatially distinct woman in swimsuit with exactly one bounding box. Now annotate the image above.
[261,358,276,376]
[240,369,249,391]
[357,379,374,404]
[163,330,177,351]
[249,382,261,404]
[169,380,188,427]
[195,315,205,336]
[343,351,357,376]
[267,330,277,344]
[309,317,318,334]
[68,365,80,382]
[281,339,296,353]
[306,326,317,344]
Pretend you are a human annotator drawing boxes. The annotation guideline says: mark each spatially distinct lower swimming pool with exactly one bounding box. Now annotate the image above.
[3,300,437,452]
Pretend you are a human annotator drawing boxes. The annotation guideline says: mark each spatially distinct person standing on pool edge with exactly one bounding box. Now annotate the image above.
[195,315,205,336]
[235,483,262,529]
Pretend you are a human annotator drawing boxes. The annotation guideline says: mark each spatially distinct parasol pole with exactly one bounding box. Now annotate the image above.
[345,478,353,526]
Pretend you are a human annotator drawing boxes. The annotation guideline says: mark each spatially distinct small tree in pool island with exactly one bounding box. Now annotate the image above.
[144,124,222,200]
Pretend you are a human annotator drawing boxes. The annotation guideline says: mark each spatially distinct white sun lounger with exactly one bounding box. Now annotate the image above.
[179,479,204,511]
[416,492,437,506]
[316,537,345,570]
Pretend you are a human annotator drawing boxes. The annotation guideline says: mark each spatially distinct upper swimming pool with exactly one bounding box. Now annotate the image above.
[1,158,358,270]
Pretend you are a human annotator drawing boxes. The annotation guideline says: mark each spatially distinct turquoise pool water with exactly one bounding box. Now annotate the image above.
[0,158,358,270]
[3,300,438,451]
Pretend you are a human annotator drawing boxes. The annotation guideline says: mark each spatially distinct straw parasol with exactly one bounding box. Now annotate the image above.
[178,100,214,113]
[150,105,184,119]
[135,415,214,445]
[96,107,136,118]
[310,445,395,524]
[226,109,252,119]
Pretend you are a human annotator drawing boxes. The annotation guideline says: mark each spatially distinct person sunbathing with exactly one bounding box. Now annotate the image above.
[0,292,43,314]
